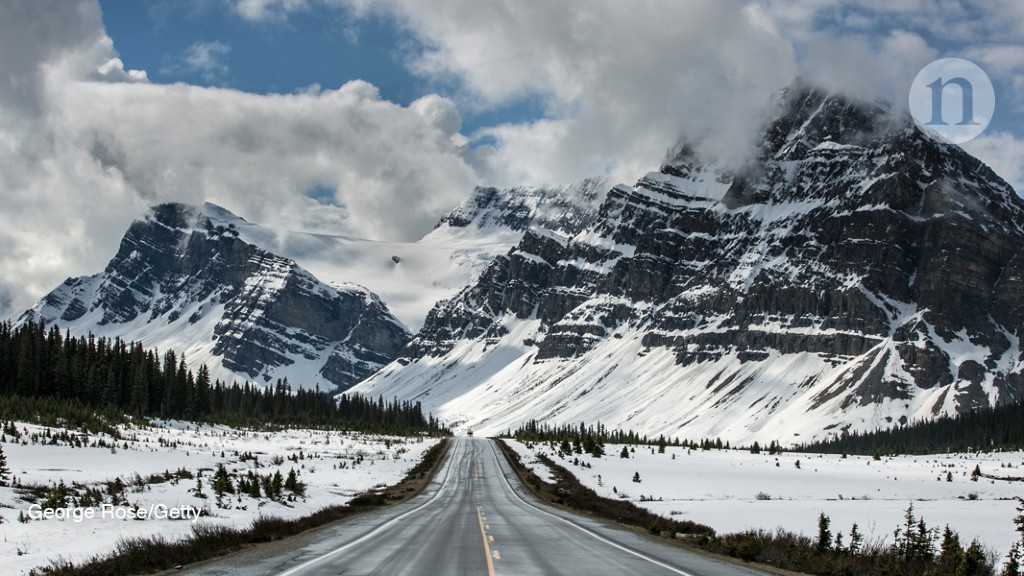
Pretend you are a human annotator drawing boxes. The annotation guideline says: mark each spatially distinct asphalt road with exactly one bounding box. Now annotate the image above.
[181,438,771,576]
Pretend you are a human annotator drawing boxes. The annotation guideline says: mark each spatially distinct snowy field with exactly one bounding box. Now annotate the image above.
[0,420,438,575]
[508,440,1024,560]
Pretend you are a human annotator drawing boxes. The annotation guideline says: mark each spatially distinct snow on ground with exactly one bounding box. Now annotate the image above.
[510,440,1024,560]
[504,439,557,483]
[0,420,439,575]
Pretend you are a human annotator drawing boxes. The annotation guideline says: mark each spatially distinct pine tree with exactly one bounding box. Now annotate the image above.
[271,470,284,499]
[632,471,641,483]
[0,444,9,487]
[247,473,261,499]
[849,523,863,555]
[285,468,304,496]
[1003,543,1022,576]
[1014,498,1024,547]
[620,446,629,459]
[938,526,963,566]
[817,513,832,551]
[213,464,234,497]
[893,503,934,561]
[961,540,989,576]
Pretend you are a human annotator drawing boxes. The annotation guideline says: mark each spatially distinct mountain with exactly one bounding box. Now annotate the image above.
[17,180,602,391]
[19,203,410,391]
[436,178,604,235]
[351,81,1024,444]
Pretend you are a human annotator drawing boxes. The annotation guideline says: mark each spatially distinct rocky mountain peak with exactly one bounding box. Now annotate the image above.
[20,202,411,392]
[762,79,898,158]
[353,80,1024,443]
[435,178,604,236]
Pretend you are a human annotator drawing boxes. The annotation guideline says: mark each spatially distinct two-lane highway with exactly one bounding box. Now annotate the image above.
[181,438,771,575]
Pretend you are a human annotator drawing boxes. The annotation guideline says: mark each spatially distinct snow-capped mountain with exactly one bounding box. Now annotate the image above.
[17,180,602,391]
[19,203,410,391]
[352,81,1024,444]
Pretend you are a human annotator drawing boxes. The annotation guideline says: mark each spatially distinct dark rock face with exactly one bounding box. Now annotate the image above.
[436,178,603,235]
[398,81,1024,424]
[21,203,410,392]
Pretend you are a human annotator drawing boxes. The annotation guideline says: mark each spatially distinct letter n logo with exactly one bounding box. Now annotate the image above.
[925,76,978,126]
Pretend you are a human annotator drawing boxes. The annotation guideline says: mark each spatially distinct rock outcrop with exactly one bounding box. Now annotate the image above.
[21,203,410,392]
[353,81,1024,442]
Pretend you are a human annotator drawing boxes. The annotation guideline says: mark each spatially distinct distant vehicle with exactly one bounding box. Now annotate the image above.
[466,429,474,437]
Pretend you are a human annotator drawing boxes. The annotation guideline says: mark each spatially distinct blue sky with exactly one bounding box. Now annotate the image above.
[100,2,416,98]
[0,0,1023,319]
[96,1,1024,140]
[97,0,544,135]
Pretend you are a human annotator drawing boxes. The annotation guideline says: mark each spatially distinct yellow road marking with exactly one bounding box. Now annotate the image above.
[477,505,497,576]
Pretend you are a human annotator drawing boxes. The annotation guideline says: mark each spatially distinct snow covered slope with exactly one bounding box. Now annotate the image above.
[19,203,411,392]
[353,81,1024,444]
[216,178,603,332]
[509,440,1024,561]
[0,420,438,575]
[16,180,602,391]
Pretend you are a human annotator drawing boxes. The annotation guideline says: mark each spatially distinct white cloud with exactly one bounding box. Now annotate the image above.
[961,132,1024,194]
[234,0,312,22]
[356,0,798,187]
[797,30,938,107]
[3,0,1023,323]
[0,0,479,320]
[180,41,231,81]
[963,44,1024,110]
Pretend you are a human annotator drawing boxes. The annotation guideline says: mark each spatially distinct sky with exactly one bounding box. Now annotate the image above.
[1,0,1023,320]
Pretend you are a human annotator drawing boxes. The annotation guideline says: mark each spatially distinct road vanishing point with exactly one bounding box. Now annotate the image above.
[181,437,771,576]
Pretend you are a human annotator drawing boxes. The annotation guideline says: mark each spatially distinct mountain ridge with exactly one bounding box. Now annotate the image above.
[351,81,1024,444]
[20,202,411,392]
[15,179,604,391]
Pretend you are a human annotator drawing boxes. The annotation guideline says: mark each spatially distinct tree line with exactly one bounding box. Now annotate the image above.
[508,419,739,453]
[0,320,445,434]
[795,399,1024,455]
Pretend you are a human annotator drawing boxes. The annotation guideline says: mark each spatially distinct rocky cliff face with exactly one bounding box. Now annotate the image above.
[436,178,603,234]
[20,203,410,392]
[353,81,1024,443]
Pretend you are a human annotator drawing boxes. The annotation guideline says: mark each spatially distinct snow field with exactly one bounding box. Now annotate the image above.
[0,420,439,575]
[504,439,557,483]
[509,440,1024,560]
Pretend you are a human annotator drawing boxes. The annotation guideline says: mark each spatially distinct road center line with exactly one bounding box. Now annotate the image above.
[273,442,460,576]
[488,442,697,576]
[477,505,497,576]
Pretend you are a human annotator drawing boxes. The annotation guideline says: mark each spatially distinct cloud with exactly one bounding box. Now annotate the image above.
[178,41,232,81]
[961,131,1024,193]
[796,30,937,107]
[234,0,312,22]
[354,0,798,187]
[963,44,1024,111]
[229,0,1023,190]
[3,0,1023,324]
[0,0,479,320]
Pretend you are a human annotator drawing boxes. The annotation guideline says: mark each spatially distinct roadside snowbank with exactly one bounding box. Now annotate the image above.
[509,440,1024,559]
[0,420,438,575]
